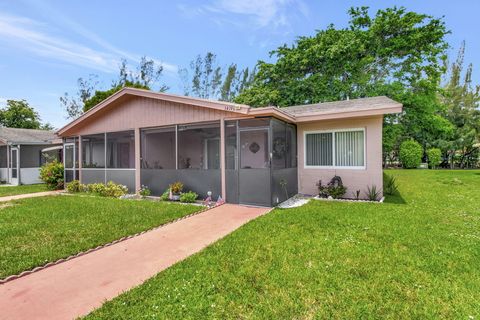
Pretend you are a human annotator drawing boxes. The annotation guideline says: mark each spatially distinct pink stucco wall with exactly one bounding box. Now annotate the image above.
[297,116,384,199]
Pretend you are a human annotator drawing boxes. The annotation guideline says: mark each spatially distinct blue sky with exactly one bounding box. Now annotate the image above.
[0,0,479,128]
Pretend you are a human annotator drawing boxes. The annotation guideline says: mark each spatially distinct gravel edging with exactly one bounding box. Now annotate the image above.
[312,195,385,203]
[0,203,219,285]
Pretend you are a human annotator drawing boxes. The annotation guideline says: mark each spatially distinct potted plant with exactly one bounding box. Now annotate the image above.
[169,181,184,201]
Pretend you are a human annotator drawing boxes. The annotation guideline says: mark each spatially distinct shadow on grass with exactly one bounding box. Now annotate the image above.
[383,192,406,204]
[383,172,406,204]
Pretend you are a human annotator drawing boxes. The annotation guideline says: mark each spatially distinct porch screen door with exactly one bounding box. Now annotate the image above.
[238,128,271,206]
[64,143,76,183]
[10,147,19,185]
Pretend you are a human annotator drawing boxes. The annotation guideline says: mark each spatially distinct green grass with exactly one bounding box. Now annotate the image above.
[86,170,480,319]
[0,184,49,197]
[0,196,201,279]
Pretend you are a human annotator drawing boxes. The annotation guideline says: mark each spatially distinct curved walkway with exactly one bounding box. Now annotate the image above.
[0,190,63,202]
[0,204,270,320]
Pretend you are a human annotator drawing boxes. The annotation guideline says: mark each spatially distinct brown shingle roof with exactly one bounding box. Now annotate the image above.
[282,96,401,117]
[0,127,58,144]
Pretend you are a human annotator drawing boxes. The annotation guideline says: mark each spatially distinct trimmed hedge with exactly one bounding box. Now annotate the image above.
[427,148,442,169]
[399,140,423,169]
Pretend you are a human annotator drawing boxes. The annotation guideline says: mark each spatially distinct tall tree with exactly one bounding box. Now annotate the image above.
[179,53,254,102]
[61,57,168,118]
[439,42,480,168]
[0,100,52,129]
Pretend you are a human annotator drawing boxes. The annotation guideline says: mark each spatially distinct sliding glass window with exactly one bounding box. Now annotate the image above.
[305,129,365,168]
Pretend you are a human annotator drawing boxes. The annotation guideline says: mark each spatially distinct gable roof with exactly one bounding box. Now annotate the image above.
[56,87,252,135]
[57,88,402,136]
[0,127,58,145]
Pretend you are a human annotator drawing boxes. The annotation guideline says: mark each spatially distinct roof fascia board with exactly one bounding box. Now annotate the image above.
[294,106,402,122]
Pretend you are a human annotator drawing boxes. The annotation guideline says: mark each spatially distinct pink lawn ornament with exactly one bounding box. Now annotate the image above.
[216,196,225,206]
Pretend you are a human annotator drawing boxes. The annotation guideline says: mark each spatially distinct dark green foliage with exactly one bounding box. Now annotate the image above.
[426,148,442,168]
[39,160,64,190]
[236,7,448,107]
[399,140,423,168]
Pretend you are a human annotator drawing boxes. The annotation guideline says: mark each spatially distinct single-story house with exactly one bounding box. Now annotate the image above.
[0,127,62,185]
[56,87,402,207]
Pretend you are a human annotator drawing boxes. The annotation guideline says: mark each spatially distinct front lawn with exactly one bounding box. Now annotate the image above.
[0,196,201,279]
[87,170,480,319]
[0,184,49,197]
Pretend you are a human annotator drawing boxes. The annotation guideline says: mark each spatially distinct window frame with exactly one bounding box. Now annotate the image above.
[303,127,366,170]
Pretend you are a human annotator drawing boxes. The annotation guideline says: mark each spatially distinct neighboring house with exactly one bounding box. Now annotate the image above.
[56,87,402,206]
[0,127,62,185]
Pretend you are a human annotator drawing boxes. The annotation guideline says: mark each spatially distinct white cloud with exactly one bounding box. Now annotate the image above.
[0,12,178,75]
[202,0,309,29]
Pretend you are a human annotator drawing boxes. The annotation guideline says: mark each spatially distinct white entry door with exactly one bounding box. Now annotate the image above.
[10,147,19,185]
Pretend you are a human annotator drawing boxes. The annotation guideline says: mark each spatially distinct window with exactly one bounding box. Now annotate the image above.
[305,129,365,168]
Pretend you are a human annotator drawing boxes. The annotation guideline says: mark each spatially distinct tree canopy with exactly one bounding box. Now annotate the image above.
[0,100,53,130]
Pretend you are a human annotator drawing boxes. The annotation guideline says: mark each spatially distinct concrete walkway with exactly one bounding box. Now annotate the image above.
[0,190,63,202]
[0,204,270,320]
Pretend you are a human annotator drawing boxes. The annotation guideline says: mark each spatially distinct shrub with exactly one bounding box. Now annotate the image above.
[139,185,151,198]
[365,185,381,201]
[399,140,423,169]
[88,183,106,195]
[102,181,128,198]
[180,191,198,203]
[66,180,84,193]
[317,176,347,199]
[169,181,183,194]
[160,188,170,201]
[383,174,398,195]
[39,160,64,190]
[427,148,442,169]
